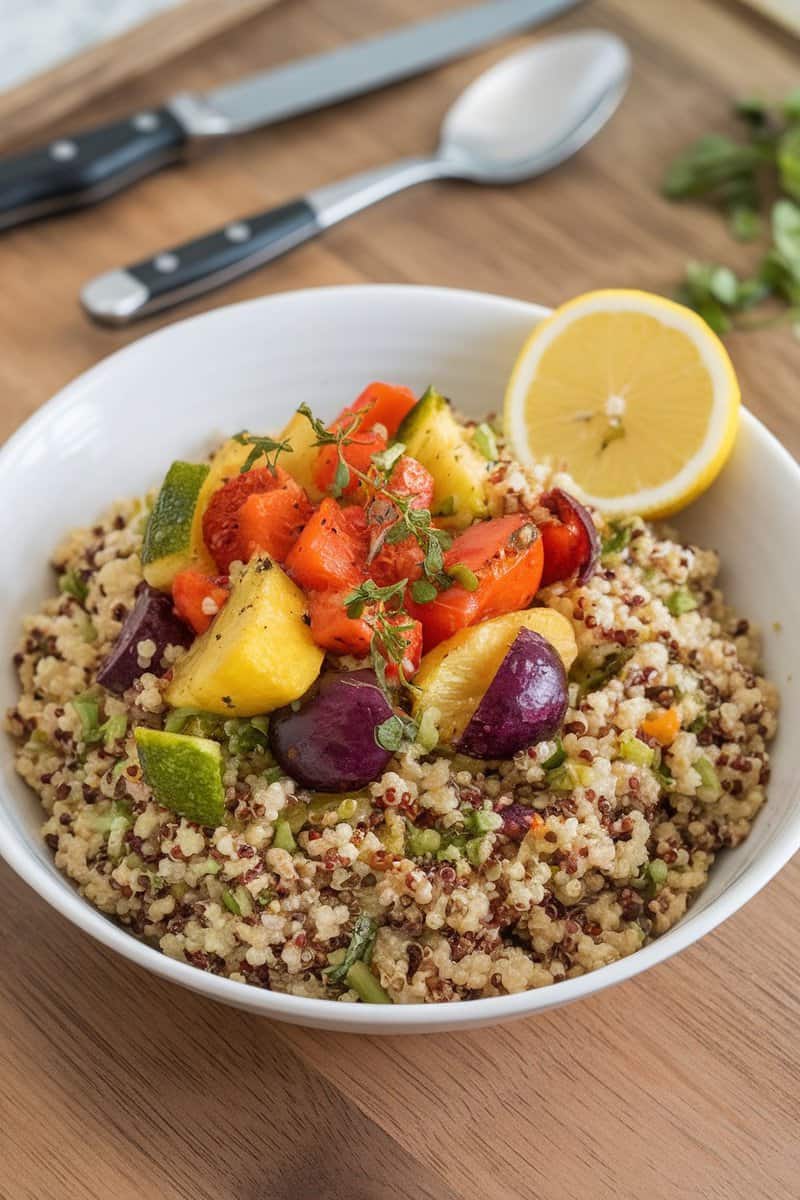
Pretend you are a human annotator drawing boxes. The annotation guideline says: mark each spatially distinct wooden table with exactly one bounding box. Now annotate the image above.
[1,3,798,1197]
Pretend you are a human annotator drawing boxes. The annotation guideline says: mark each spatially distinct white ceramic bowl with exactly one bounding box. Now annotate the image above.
[0,286,797,1034]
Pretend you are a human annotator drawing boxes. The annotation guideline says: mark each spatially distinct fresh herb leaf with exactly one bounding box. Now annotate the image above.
[233,431,293,474]
[332,458,351,497]
[411,579,438,604]
[325,913,378,984]
[375,714,415,752]
[372,442,405,474]
[601,521,632,560]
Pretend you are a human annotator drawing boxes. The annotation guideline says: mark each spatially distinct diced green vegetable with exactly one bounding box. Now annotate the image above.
[134,727,225,826]
[337,797,358,822]
[103,714,128,749]
[666,587,699,617]
[463,807,502,835]
[272,818,297,853]
[448,563,479,592]
[546,762,594,791]
[141,460,210,590]
[396,387,489,528]
[406,825,442,858]
[466,835,491,867]
[570,648,633,698]
[222,889,242,915]
[346,959,392,1004]
[59,568,89,604]
[72,697,100,742]
[285,801,310,833]
[694,755,721,801]
[472,422,499,460]
[619,729,655,768]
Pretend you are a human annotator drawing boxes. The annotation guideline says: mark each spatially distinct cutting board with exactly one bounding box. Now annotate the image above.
[0,0,282,151]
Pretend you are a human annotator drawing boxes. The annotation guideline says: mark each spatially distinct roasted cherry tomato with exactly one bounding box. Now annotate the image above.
[202,466,309,573]
[538,488,600,587]
[308,590,372,657]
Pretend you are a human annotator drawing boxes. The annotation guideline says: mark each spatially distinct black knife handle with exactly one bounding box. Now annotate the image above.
[81,198,322,325]
[0,107,188,231]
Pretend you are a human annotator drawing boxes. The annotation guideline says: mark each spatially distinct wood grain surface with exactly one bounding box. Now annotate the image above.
[0,3,798,1198]
[0,0,282,152]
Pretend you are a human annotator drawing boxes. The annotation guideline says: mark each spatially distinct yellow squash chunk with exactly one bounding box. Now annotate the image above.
[278,410,323,500]
[413,608,577,747]
[166,555,323,716]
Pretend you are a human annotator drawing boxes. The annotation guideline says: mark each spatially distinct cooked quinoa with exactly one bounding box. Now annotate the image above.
[7,470,778,1003]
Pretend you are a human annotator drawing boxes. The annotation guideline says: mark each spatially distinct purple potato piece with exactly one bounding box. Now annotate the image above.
[541,488,601,585]
[97,584,192,695]
[269,669,394,793]
[457,627,568,760]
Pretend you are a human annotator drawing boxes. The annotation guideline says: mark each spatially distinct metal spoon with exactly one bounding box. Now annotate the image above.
[82,31,630,326]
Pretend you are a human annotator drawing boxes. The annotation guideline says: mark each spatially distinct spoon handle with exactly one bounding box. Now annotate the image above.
[81,156,445,326]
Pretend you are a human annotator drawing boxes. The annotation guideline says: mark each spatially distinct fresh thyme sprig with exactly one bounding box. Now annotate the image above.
[234,431,293,474]
[344,578,420,700]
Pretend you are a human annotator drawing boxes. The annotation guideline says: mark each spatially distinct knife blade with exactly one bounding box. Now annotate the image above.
[0,0,584,232]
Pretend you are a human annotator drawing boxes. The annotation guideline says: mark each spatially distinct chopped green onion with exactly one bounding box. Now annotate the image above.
[448,563,479,592]
[648,859,668,886]
[234,885,254,917]
[666,587,699,617]
[164,707,205,734]
[222,889,242,916]
[473,422,499,460]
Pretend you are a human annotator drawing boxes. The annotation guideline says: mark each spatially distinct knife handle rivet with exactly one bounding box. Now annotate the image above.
[224,222,252,243]
[132,112,160,133]
[154,252,180,273]
[49,139,78,163]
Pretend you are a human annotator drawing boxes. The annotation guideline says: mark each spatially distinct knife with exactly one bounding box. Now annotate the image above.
[0,0,583,233]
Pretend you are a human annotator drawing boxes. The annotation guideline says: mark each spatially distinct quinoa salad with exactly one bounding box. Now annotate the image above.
[7,382,778,1004]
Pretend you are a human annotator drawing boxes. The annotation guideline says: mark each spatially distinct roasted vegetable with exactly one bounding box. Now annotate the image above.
[141,460,215,591]
[396,387,489,528]
[269,669,394,792]
[285,498,369,593]
[172,569,230,635]
[413,607,577,748]
[165,556,323,717]
[406,515,544,650]
[134,727,225,826]
[457,627,568,758]
[538,488,600,587]
[97,585,192,695]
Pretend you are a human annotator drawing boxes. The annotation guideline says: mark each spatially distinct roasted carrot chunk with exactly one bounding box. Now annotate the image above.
[236,486,313,564]
[172,569,230,636]
[285,499,369,593]
[406,515,544,650]
[314,428,387,498]
[308,590,372,657]
[641,707,681,747]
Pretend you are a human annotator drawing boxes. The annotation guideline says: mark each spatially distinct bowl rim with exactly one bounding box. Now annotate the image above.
[1,282,798,1032]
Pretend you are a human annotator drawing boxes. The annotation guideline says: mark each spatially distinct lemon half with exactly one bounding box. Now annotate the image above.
[504,289,740,518]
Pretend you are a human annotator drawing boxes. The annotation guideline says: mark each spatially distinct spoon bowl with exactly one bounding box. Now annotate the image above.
[439,31,631,182]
